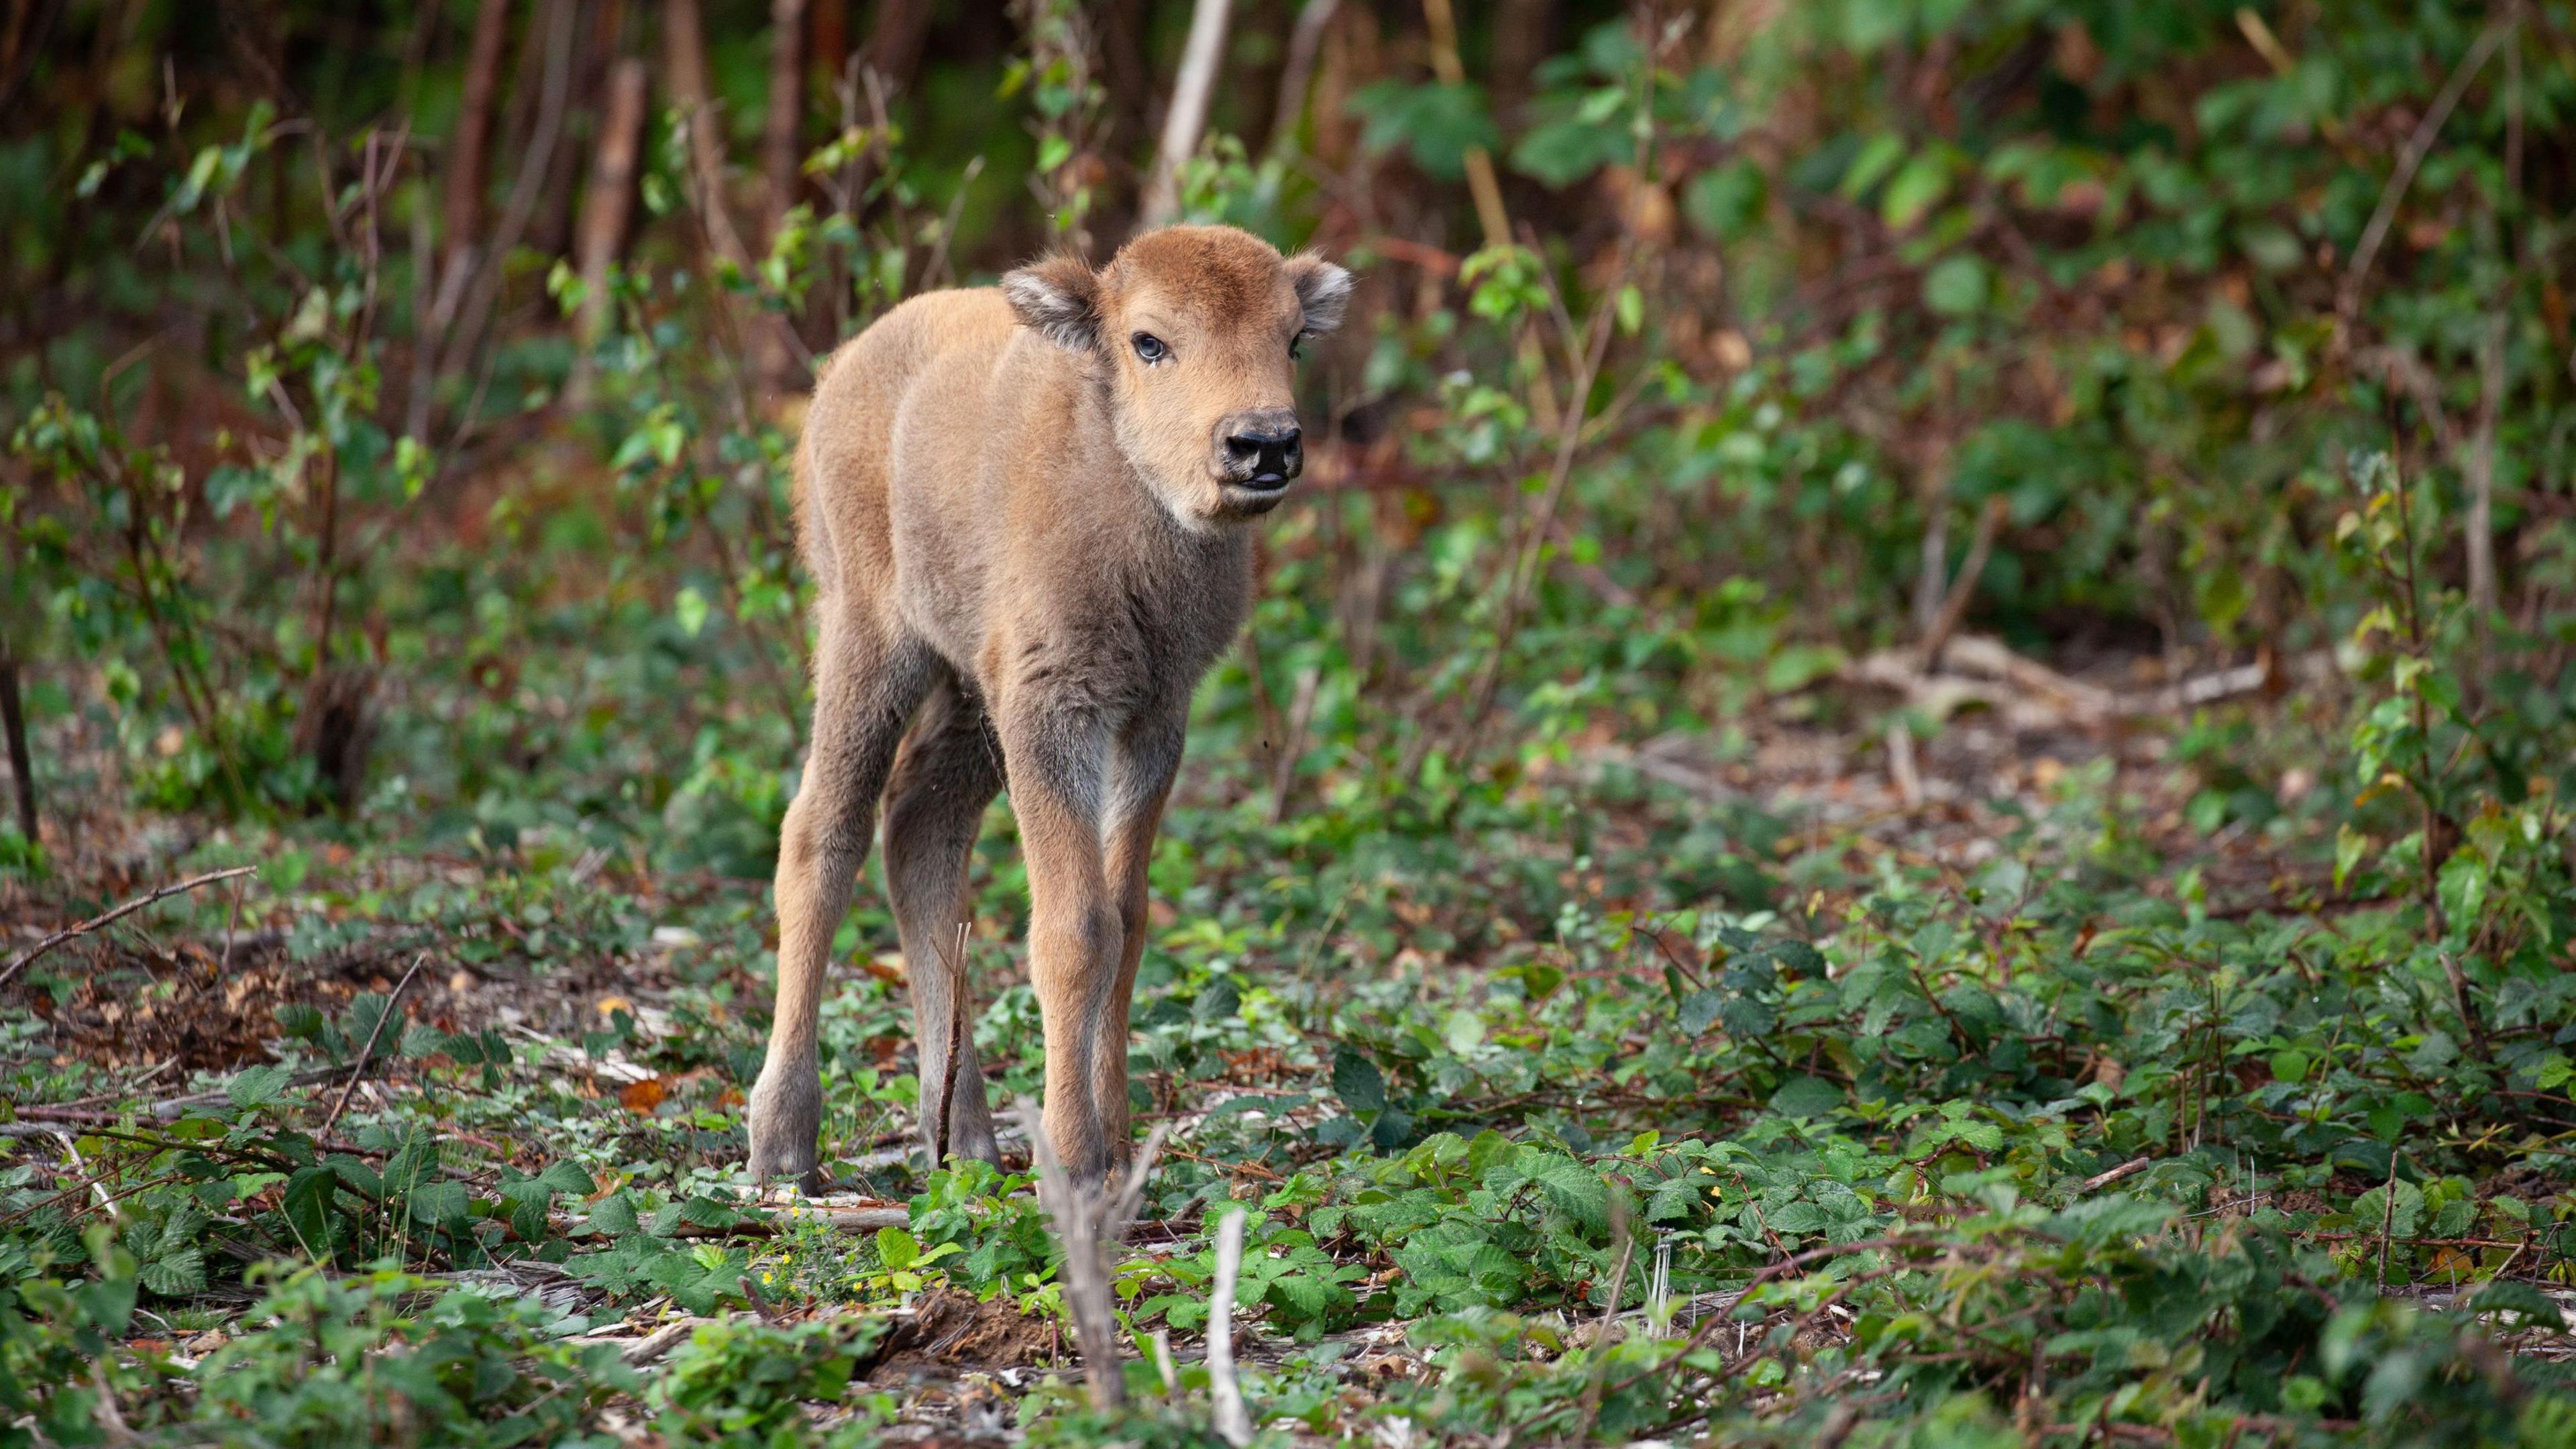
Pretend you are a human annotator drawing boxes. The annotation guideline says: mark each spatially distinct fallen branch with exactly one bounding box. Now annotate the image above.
[620,1317,710,1364]
[672,1205,908,1237]
[19,1067,342,1122]
[0,865,258,992]
[1846,634,2334,733]
[2078,1157,2153,1193]
[558,1201,910,1238]
[0,1118,378,1161]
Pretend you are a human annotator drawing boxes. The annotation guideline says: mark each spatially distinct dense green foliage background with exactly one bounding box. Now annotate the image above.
[9,1,2576,1444]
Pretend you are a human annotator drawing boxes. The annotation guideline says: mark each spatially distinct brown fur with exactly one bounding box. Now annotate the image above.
[747,225,1353,1188]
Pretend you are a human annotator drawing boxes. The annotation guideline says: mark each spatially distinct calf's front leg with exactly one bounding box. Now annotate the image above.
[998,700,1124,1188]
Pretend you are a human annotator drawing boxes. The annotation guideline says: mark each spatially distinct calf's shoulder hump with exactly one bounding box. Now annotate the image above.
[814,288,1015,408]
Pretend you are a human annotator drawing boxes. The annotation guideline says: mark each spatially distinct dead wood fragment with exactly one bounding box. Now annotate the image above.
[1846,633,2328,733]
[1017,1104,1170,1411]
[1917,495,2008,672]
[1208,1206,1252,1444]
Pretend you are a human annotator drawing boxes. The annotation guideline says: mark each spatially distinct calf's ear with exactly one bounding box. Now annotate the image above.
[1285,254,1354,338]
[1002,256,1104,352]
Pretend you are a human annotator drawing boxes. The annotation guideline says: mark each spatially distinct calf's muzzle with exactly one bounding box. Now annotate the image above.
[1216,409,1303,490]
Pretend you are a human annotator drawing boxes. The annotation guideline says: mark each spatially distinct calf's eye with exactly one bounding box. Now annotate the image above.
[1132,333,1168,364]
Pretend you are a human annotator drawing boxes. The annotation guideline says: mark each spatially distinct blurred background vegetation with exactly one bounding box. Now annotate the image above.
[7,0,2572,861]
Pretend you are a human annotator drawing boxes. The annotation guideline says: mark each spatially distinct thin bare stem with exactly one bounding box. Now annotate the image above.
[1208,1205,1253,1445]
[321,953,429,1133]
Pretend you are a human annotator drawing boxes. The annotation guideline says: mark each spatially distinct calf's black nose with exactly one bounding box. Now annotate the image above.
[1225,423,1303,488]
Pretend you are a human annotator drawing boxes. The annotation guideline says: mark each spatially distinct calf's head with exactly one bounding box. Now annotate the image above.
[1004,225,1353,525]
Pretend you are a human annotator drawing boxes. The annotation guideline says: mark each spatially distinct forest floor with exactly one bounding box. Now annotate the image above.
[4,642,2567,1446]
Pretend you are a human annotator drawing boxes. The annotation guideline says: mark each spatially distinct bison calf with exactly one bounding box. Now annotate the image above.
[747,225,1352,1189]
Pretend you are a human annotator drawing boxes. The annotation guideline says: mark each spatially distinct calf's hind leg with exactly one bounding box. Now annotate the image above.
[747,619,932,1189]
[881,672,1007,1169]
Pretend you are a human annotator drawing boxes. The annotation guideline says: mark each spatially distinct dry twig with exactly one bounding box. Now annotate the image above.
[0,865,257,992]
[320,953,429,1132]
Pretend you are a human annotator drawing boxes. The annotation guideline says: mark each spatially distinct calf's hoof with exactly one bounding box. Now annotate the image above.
[951,1115,1002,1167]
[920,1120,1004,1173]
[746,1065,824,1191]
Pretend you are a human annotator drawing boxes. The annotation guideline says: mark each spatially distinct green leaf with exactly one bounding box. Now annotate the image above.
[1923,255,1988,317]
[1770,1075,1843,1120]
[407,1180,470,1230]
[1529,1156,1609,1234]
[1840,132,1907,200]
[1348,80,1499,182]
[226,1064,296,1110]
[282,1166,339,1250]
[1678,989,1725,1036]
[1332,1044,1387,1113]
[1879,151,1951,229]
[876,1226,919,1271]
[1511,117,1631,189]
[588,1191,639,1236]
[675,586,710,638]
[326,1154,384,1200]
[2334,824,2370,890]
[1683,160,1767,240]
[539,1161,596,1197]
[137,1248,207,1297]
[1193,977,1242,1023]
